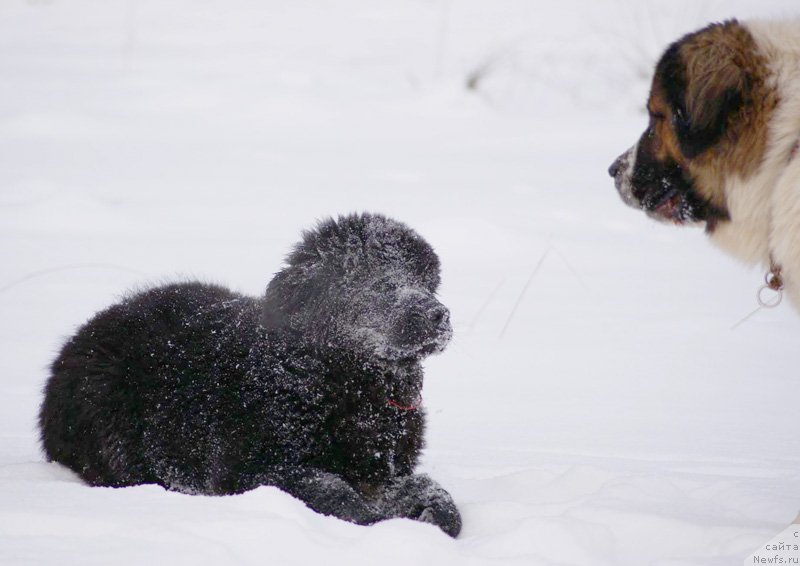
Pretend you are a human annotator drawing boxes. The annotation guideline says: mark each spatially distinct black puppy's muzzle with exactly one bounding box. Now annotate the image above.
[428,304,450,333]
[395,299,452,349]
[409,303,451,339]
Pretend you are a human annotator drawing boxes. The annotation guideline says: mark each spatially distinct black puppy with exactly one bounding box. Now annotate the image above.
[39,213,461,537]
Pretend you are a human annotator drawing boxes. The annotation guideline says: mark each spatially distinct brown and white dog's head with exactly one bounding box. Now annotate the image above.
[608,20,772,232]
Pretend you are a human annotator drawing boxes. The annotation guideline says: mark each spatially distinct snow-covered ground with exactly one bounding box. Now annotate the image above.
[2,1,800,564]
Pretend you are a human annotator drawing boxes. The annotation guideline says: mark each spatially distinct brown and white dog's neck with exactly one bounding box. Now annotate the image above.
[710,21,800,266]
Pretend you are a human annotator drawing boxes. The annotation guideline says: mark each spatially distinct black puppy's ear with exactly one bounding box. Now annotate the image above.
[260,271,292,331]
[260,302,287,331]
[260,264,323,331]
[674,43,748,159]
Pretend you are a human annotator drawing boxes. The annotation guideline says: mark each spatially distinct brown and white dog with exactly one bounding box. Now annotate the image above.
[609,20,800,312]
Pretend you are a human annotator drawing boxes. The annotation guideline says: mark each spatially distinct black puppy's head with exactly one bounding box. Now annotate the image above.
[608,20,768,230]
[262,213,451,363]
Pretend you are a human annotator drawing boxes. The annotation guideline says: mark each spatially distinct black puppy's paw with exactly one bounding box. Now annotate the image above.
[416,499,462,538]
[260,468,382,526]
[382,473,462,537]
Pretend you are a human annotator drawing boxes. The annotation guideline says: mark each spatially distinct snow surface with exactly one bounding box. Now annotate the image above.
[2,1,800,565]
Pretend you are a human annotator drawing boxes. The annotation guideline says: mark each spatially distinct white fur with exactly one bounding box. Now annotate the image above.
[710,20,800,311]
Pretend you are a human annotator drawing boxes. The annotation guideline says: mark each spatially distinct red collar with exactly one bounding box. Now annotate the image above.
[387,393,422,411]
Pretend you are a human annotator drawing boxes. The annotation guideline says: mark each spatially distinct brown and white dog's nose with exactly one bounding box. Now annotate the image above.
[608,154,628,178]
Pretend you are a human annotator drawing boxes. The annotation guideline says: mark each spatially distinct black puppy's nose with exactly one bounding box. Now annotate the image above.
[430,306,450,329]
[608,153,628,178]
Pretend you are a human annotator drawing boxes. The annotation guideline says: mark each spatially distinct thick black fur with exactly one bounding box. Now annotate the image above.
[39,213,461,537]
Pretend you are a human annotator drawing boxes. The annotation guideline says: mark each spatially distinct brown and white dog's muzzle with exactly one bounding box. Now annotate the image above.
[608,144,641,209]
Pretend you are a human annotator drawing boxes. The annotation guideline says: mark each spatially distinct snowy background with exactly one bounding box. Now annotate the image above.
[2,1,800,564]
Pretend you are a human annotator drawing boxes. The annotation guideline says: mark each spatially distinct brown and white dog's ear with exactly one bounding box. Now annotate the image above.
[678,52,747,158]
[669,23,750,159]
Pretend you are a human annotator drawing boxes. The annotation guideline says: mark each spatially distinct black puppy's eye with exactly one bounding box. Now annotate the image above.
[648,110,666,121]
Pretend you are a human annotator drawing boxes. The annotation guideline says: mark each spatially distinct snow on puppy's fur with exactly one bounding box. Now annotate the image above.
[39,212,461,537]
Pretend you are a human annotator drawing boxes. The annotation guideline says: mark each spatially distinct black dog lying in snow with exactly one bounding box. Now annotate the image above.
[39,213,461,537]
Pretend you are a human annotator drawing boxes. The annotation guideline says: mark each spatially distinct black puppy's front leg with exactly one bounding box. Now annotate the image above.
[240,467,382,526]
[379,474,462,537]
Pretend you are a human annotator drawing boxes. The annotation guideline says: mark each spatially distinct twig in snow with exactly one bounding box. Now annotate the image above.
[466,277,506,333]
[499,248,549,339]
[549,243,589,292]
